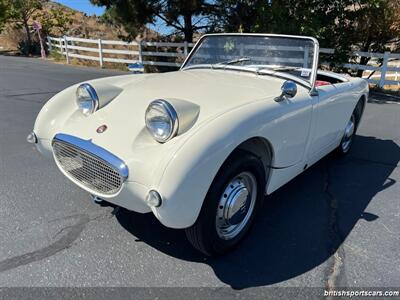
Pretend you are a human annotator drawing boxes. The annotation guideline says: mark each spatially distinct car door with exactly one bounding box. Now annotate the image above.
[266,88,315,168]
[263,86,316,194]
[306,82,356,163]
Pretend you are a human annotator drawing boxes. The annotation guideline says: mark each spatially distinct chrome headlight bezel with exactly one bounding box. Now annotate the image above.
[76,83,99,116]
[145,99,179,143]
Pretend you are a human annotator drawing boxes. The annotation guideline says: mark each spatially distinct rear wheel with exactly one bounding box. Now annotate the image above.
[338,113,356,155]
[336,98,365,156]
[185,151,265,256]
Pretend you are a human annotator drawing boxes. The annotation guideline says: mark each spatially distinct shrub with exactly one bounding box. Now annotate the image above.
[17,40,41,56]
[49,49,64,61]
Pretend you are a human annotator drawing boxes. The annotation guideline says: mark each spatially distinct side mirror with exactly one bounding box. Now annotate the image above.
[275,80,297,102]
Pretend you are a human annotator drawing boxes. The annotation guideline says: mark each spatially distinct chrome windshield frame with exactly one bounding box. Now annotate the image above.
[180,33,320,94]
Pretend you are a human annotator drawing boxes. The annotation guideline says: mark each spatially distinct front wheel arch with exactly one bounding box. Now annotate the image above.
[188,136,274,227]
[153,134,275,229]
[234,137,274,192]
[185,149,266,255]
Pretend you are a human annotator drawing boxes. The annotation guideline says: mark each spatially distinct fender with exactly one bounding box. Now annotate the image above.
[33,74,153,158]
[153,91,312,228]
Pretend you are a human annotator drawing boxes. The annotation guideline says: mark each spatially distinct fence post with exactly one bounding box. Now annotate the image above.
[138,41,143,63]
[379,51,390,88]
[98,39,103,68]
[184,41,188,57]
[70,40,75,53]
[47,36,52,51]
[63,36,70,64]
[58,37,63,54]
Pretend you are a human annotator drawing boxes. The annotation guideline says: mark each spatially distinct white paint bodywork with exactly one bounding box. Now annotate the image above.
[33,34,369,229]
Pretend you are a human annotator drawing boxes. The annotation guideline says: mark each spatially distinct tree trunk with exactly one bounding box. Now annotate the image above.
[356,32,373,77]
[23,15,32,54]
[357,56,371,77]
[183,14,193,43]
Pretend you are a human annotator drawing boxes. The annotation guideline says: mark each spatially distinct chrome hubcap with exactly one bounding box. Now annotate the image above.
[341,114,355,153]
[216,172,257,240]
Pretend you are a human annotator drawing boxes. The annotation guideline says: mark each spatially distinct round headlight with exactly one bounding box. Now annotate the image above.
[145,100,179,143]
[76,83,99,116]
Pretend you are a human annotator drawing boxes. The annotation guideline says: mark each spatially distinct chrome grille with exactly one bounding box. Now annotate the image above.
[53,140,124,195]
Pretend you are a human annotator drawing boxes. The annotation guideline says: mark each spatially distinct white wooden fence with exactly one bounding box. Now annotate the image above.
[47,35,193,68]
[319,48,400,88]
[47,35,400,88]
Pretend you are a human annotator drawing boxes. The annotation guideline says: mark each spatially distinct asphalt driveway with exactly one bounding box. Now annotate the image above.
[0,56,399,298]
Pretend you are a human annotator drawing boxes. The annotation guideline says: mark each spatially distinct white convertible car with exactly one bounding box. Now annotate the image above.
[28,34,368,255]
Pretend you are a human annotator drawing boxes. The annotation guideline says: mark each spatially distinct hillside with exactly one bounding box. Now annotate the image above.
[0,1,158,52]
[44,1,157,40]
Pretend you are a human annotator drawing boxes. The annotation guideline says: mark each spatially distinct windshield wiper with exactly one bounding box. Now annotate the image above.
[256,65,301,73]
[213,57,251,68]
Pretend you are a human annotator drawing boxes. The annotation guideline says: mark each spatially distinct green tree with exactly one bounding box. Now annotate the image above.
[213,0,268,33]
[90,0,215,42]
[0,0,10,32]
[217,0,400,74]
[346,0,400,75]
[6,0,45,52]
[37,7,73,36]
[262,0,355,65]
[216,0,353,50]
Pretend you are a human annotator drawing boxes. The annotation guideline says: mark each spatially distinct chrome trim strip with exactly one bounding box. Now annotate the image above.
[183,65,311,89]
[52,133,129,179]
[309,38,319,94]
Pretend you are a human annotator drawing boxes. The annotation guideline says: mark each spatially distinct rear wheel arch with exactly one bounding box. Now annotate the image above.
[336,97,364,156]
[354,95,366,128]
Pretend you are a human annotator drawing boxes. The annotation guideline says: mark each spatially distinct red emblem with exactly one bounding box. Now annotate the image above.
[96,125,108,133]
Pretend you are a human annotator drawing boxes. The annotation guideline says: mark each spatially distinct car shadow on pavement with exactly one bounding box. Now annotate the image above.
[116,135,399,289]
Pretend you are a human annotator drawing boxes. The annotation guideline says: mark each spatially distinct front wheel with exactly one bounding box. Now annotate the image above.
[185,151,265,256]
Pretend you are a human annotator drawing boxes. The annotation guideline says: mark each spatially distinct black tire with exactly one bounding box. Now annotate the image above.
[185,150,265,256]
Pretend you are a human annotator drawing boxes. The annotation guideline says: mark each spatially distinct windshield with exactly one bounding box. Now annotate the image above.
[182,34,318,86]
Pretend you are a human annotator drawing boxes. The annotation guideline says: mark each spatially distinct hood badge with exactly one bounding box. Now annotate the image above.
[96,125,108,134]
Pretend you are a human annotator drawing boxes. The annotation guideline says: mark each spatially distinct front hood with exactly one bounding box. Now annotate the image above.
[36,69,285,183]
[96,70,283,124]
[61,69,284,140]
[115,69,284,121]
